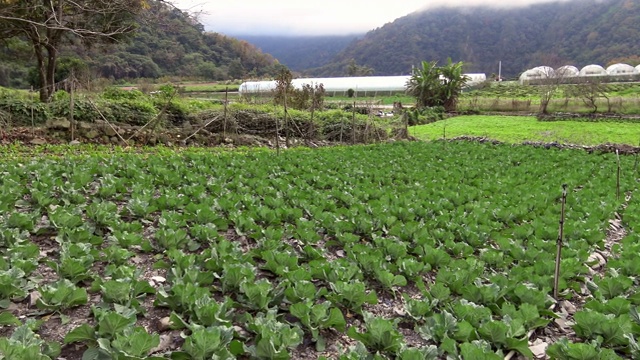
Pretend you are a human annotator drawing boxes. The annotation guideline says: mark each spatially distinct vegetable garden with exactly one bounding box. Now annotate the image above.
[0,141,639,359]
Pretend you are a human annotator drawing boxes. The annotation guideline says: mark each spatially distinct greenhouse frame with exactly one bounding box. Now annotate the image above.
[239,74,487,96]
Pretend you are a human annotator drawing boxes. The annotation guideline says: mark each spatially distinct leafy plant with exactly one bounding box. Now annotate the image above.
[347,312,404,355]
[245,310,304,360]
[328,281,378,313]
[290,301,346,351]
[0,323,61,360]
[36,278,88,312]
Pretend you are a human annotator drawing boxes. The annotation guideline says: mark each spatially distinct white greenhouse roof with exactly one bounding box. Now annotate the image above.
[239,74,486,94]
[606,63,638,75]
[579,64,607,76]
[555,65,579,77]
[637,64,640,72]
[519,66,555,81]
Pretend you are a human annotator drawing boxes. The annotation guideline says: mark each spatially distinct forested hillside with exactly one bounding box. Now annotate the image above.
[238,35,360,71]
[0,1,281,89]
[309,0,640,78]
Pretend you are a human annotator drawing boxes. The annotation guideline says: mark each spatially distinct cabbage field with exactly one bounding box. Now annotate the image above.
[0,142,639,359]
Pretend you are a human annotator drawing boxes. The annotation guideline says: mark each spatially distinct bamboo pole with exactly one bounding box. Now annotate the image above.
[351,101,356,145]
[69,73,75,141]
[30,87,35,137]
[616,149,621,200]
[554,184,568,300]
[223,87,228,139]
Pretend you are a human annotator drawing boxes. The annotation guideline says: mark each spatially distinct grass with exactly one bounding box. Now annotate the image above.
[410,115,640,146]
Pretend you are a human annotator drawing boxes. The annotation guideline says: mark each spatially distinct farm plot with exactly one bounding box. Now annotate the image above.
[0,142,638,359]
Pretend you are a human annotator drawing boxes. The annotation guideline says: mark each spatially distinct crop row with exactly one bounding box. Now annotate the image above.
[0,142,638,359]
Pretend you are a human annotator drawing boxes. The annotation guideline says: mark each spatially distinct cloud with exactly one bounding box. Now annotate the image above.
[171,0,577,36]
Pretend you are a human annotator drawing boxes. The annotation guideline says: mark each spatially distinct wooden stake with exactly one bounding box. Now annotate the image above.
[69,74,75,141]
[554,184,568,300]
[30,87,35,137]
[351,101,356,145]
[275,108,280,156]
[223,87,228,139]
[616,149,621,200]
[284,89,289,148]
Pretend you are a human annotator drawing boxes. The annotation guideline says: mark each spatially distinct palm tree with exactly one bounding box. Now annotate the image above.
[439,59,469,112]
[406,59,469,112]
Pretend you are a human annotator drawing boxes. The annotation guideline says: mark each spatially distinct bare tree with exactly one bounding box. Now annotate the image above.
[0,0,148,102]
[566,78,610,113]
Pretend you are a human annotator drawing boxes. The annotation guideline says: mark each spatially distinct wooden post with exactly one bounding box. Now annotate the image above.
[223,86,228,139]
[30,86,35,137]
[616,149,621,200]
[275,108,280,156]
[69,74,75,141]
[284,89,289,148]
[351,101,356,145]
[554,184,568,300]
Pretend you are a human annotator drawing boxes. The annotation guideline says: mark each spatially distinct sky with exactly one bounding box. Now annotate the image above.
[171,0,573,36]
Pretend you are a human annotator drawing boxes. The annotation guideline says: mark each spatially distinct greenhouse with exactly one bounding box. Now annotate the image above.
[555,65,579,77]
[606,63,638,75]
[579,64,607,77]
[239,74,487,96]
[518,66,555,83]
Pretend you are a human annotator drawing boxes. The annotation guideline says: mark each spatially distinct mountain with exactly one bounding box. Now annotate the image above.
[237,35,360,71]
[0,1,282,88]
[308,0,640,78]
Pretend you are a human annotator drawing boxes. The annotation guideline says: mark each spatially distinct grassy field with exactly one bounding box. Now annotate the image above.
[410,115,640,145]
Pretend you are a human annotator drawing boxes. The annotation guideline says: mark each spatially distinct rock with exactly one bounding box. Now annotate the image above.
[587,252,607,270]
[78,122,92,130]
[29,290,41,308]
[103,126,117,137]
[233,325,249,338]
[69,140,81,145]
[151,276,166,283]
[101,135,110,143]
[561,300,577,315]
[149,334,173,353]
[29,138,47,145]
[158,317,172,331]
[110,136,119,144]
[46,118,70,129]
[84,130,100,139]
[530,342,548,358]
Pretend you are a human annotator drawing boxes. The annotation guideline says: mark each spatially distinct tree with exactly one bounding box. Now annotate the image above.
[0,0,148,102]
[406,59,469,112]
[566,79,610,113]
[346,59,374,77]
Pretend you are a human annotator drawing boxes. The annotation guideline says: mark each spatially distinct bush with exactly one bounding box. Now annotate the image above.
[0,87,49,125]
[407,106,445,125]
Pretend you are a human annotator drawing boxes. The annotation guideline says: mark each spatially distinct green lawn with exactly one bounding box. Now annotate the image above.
[410,115,640,146]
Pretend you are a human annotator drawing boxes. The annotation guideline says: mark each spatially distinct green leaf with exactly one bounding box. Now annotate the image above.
[505,337,533,358]
[64,324,97,345]
[111,327,160,357]
[478,320,508,346]
[182,326,234,359]
[453,320,477,342]
[97,312,135,338]
[0,311,21,326]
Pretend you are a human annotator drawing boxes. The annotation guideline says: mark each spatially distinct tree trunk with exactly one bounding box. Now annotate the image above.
[45,43,58,102]
[32,44,49,103]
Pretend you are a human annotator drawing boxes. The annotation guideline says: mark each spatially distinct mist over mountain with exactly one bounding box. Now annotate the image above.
[237,35,361,71]
[302,0,640,78]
